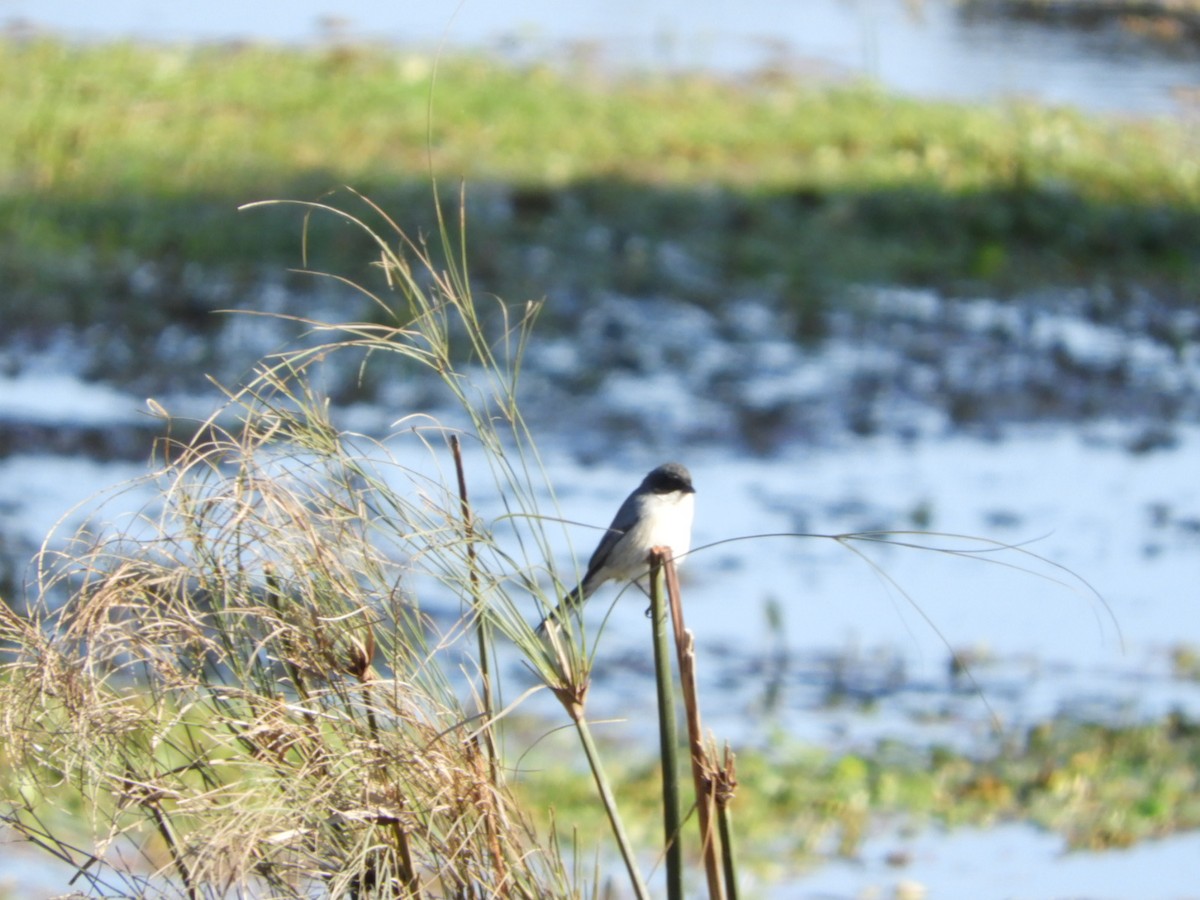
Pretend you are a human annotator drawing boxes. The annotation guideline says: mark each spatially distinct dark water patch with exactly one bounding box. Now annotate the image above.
[8,276,1200,464]
[965,0,1200,51]
[0,418,163,462]
[503,284,1200,458]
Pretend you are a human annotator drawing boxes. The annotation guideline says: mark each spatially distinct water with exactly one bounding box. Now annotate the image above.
[5,289,1199,749]
[5,339,1200,893]
[0,846,84,900]
[779,823,1200,899]
[6,0,1199,116]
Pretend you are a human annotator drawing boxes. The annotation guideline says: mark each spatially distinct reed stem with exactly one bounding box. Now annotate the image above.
[649,558,684,900]
[656,547,727,900]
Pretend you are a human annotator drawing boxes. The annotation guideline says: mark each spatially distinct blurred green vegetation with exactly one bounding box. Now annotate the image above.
[3,36,1200,348]
[8,668,1197,882]
[517,711,1200,878]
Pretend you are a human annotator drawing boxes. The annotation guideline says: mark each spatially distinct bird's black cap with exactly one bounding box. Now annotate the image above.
[642,462,695,494]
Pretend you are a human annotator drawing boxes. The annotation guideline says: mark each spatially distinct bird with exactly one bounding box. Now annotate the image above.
[540,462,696,632]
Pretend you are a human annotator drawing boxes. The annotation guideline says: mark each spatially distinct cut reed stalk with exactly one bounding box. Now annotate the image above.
[656,546,729,900]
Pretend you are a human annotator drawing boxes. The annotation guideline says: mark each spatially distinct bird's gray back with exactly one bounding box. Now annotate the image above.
[584,490,643,576]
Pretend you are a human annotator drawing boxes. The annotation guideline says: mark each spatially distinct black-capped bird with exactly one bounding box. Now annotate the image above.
[540,462,695,631]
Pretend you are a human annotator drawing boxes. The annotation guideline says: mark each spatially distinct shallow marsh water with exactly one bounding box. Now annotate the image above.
[779,823,1200,899]
[3,285,1200,895]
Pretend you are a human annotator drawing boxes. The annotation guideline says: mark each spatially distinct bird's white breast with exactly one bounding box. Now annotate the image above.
[605,490,695,581]
[651,490,694,563]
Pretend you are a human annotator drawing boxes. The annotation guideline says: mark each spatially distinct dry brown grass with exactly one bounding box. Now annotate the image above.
[0,193,585,897]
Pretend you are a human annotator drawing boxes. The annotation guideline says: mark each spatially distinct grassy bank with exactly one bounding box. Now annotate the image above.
[518,710,1200,875]
[4,37,1200,348]
[8,686,1200,886]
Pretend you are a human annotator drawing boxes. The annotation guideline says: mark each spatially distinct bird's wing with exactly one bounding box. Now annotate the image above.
[537,491,641,633]
[581,493,640,586]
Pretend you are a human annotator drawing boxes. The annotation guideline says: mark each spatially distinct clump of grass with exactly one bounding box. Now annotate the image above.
[1170,643,1200,680]
[0,184,761,896]
[0,190,596,896]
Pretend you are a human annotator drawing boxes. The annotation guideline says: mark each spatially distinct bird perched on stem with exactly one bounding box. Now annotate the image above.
[540,462,695,632]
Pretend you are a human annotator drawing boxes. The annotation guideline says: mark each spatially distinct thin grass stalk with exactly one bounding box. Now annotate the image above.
[648,556,684,900]
[361,670,421,899]
[388,814,420,898]
[130,773,199,900]
[448,435,498,773]
[570,712,651,900]
[448,435,508,895]
[656,548,726,900]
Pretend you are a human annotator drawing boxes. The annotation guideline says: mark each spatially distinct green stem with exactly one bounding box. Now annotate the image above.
[650,560,684,900]
[718,800,738,900]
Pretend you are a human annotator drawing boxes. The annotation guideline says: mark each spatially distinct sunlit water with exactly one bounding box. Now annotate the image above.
[776,823,1200,900]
